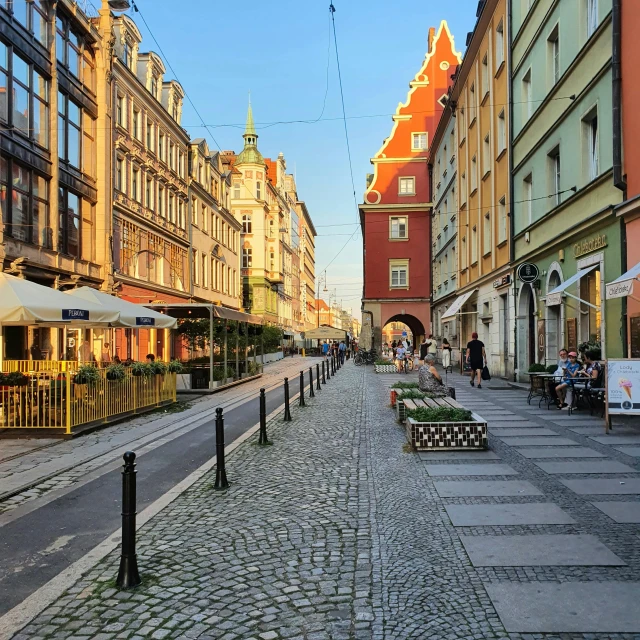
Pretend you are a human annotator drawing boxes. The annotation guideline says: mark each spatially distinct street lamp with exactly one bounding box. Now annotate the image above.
[316,271,328,327]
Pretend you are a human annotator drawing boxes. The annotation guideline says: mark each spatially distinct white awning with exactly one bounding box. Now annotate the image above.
[0,273,120,326]
[546,265,599,308]
[304,326,347,340]
[65,288,177,329]
[606,262,640,299]
[441,290,476,321]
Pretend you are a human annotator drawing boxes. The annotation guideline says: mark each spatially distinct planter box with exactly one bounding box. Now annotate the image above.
[390,389,398,407]
[396,398,408,423]
[406,412,488,451]
[375,364,398,373]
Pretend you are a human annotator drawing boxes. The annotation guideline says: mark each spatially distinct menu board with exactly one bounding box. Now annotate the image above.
[566,318,577,353]
[607,360,640,415]
[537,320,546,362]
[630,317,640,358]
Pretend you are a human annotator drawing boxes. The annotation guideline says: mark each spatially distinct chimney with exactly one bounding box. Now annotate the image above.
[428,27,436,52]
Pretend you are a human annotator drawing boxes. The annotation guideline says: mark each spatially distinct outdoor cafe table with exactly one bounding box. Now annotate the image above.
[527,372,563,407]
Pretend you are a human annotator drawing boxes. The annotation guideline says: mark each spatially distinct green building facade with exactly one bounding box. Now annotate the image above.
[511,0,624,378]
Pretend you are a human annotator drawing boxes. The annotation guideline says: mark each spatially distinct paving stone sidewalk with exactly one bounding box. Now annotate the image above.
[9,364,640,639]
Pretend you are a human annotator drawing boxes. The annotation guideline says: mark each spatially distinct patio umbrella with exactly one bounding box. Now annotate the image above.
[0,273,120,326]
[65,287,177,329]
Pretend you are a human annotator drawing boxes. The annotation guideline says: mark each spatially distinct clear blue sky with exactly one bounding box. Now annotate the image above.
[132,0,480,319]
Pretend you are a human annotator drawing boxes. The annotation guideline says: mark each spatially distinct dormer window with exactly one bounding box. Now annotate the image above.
[150,74,158,99]
[122,40,132,69]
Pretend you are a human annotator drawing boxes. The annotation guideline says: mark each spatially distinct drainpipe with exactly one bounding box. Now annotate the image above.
[428,162,434,335]
[507,0,517,380]
[612,0,626,192]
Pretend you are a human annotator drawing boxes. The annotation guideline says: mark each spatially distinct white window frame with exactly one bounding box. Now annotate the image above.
[471,226,478,264]
[483,133,491,175]
[583,108,599,181]
[496,20,504,68]
[587,0,598,38]
[498,110,506,154]
[389,216,408,239]
[524,173,533,225]
[483,212,491,256]
[398,177,415,196]
[389,260,409,289]
[498,196,507,244]
[522,68,533,121]
[471,156,477,191]
[411,132,428,151]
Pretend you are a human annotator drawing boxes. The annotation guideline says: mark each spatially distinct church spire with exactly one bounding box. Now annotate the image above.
[236,94,264,165]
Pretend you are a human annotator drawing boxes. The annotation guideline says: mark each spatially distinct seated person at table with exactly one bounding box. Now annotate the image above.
[574,350,601,389]
[555,351,581,409]
[547,348,569,403]
[418,354,446,395]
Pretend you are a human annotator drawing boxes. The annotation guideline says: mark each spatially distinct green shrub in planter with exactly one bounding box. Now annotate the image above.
[2,371,28,387]
[528,363,546,373]
[167,360,183,373]
[397,390,438,400]
[106,363,126,381]
[546,364,558,374]
[391,382,419,390]
[248,361,261,376]
[375,358,392,365]
[211,366,226,382]
[150,361,167,376]
[74,364,101,386]
[407,406,473,423]
[131,362,152,377]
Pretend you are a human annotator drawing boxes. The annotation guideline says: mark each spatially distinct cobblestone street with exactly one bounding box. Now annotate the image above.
[7,362,640,640]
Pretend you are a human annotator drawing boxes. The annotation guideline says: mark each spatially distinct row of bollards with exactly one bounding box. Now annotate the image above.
[116,354,345,590]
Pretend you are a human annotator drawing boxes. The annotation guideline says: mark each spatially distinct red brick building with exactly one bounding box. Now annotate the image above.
[359,21,461,350]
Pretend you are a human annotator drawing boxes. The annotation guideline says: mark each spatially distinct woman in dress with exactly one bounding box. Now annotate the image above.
[441,338,452,371]
[418,354,446,396]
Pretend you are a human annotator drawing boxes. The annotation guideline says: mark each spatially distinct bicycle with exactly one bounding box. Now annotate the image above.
[397,353,414,374]
[354,348,378,366]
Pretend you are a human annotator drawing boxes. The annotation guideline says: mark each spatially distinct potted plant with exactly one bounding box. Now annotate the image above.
[167,360,183,374]
[131,362,152,377]
[406,405,487,451]
[396,390,437,423]
[74,364,101,386]
[5,371,28,387]
[106,363,126,381]
[390,381,419,406]
[150,361,167,376]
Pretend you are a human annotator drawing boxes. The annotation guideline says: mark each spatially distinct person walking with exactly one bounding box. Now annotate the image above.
[338,340,346,365]
[442,338,452,371]
[322,341,329,356]
[395,342,406,373]
[466,332,486,388]
[427,334,437,361]
[419,337,429,364]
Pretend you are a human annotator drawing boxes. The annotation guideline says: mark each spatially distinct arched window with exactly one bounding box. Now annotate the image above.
[242,214,252,234]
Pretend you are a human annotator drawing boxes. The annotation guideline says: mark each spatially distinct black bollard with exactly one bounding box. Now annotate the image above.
[332,357,335,375]
[309,367,315,398]
[448,386,456,400]
[283,377,292,421]
[299,370,306,407]
[316,363,321,391]
[116,451,141,589]
[322,360,326,384]
[259,388,269,444]
[326,358,331,380]
[214,408,229,490]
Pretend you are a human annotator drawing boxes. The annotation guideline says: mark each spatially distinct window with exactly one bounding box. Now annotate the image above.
[461,235,467,269]
[390,216,408,239]
[412,133,427,150]
[548,25,560,86]
[57,92,82,168]
[133,107,140,140]
[496,20,504,68]
[211,257,217,290]
[523,174,533,224]
[549,147,561,206]
[121,38,132,69]
[471,156,477,191]
[587,0,598,37]
[169,142,175,171]
[168,193,174,223]
[483,134,491,175]
[389,260,409,288]
[150,74,158,100]
[82,112,96,178]
[116,157,124,192]
[461,173,467,204]
[471,226,478,263]
[146,121,153,150]
[584,110,599,180]
[116,95,124,127]
[469,83,476,115]
[495,113,505,157]
[1,158,50,248]
[522,69,532,121]
[132,165,140,202]
[270,250,275,272]
[399,177,415,195]
[58,187,82,258]
[178,199,184,228]
[202,253,207,288]
[7,0,48,46]
[482,54,489,97]
[146,177,153,209]
[1,48,49,148]
[233,182,240,199]
[498,196,507,244]
[256,181,261,199]
[158,185,164,217]
[242,247,252,268]
[193,250,199,285]
[201,205,207,231]
[56,16,86,79]
[158,133,165,162]
[242,214,252,234]
[269,219,275,237]
[483,212,491,255]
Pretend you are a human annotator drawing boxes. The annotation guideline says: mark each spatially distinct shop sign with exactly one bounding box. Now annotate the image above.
[573,234,607,258]
[517,263,539,283]
[537,319,546,361]
[606,280,634,300]
[136,317,155,326]
[546,292,563,307]
[607,360,640,414]
[62,309,89,321]
[493,274,511,288]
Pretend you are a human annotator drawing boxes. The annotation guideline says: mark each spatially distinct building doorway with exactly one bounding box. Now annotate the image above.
[517,284,537,377]
[546,270,562,361]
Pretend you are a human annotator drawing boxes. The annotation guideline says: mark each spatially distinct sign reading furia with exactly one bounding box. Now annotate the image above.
[573,234,607,258]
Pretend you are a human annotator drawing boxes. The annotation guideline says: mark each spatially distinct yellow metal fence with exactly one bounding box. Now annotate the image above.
[0,361,176,433]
